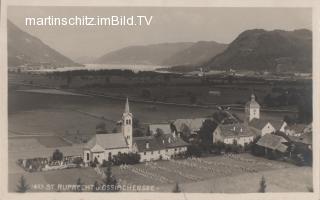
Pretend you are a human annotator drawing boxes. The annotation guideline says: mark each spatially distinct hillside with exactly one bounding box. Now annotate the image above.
[162,41,228,66]
[206,29,312,72]
[7,20,80,67]
[95,42,193,65]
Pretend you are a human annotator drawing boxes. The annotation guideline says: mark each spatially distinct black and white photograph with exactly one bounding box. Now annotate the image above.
[0,1,319,199]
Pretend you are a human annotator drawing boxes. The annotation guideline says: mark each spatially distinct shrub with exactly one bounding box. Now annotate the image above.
[111,153,140,165]
[52,149,63,161]
[16,175,29,193]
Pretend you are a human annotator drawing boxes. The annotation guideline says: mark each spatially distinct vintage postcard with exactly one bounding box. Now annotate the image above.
[0,0,319,200]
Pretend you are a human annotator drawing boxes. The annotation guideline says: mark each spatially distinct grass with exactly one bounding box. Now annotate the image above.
[8,153,312,193]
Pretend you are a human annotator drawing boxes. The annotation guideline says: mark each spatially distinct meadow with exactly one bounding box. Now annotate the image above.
[8,152,312,193]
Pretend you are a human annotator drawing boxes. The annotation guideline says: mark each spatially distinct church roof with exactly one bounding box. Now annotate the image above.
[124,97,130,113]
[133,134,189,152]
[245,94,260,108]
[85,133,128,150]
[90,144,105,152]
[256,134,288,153]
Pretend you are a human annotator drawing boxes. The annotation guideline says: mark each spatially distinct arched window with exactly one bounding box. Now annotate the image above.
[86,153,89,161]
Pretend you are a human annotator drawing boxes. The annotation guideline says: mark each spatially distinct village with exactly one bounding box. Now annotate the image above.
[12,92,312,192]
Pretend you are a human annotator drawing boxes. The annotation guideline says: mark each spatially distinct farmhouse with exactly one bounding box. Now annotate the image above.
[132,134,189,162]
[212,123,255,146]
[83,98,189,164]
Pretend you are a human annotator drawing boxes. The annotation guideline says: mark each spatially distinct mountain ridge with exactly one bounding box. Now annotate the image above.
[7,20,80,68]
[205,28,312,72]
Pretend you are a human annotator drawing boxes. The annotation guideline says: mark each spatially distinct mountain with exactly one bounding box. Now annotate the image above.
[162,41,228,66]
[74,56,97,64]
[7,20,80,67]
[206,29,312,72]
[95,42,194,65]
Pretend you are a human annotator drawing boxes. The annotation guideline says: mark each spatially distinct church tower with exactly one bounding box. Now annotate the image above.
[122,98,133,150]
[245,93,260,122]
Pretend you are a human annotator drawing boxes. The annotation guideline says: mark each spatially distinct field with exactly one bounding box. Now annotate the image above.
[8,150,312,192]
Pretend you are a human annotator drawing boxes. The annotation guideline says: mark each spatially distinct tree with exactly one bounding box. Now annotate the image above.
[96,122,106,130]
[92,181,100,192]
[133,129,144,137]
[132,118,140,129]
[76,178,84,192]
[52,149,63,161]
[103,162,118,192]
[155,128,164,137]
[198,119,217,148]
[94,157,99,165]
[258,176,267,193]
[172,182,181,193]
[16,175,29,193]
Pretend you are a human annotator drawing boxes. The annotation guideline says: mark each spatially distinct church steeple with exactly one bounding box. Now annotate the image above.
[251,93,255,101]
[122,97,133,150]
[245,93,260,122]
[124,97,130,113]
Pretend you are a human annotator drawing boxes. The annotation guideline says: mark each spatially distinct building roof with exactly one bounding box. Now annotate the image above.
[245,94,260,108]
[249,118,285,130]
[288,133,312,145]
[124,97,130,113]
[256,134,288,153]
[284,123,306,133]
[173,118,207,133]
[149,123,172,135]
[133,134,189,152]
[90,144,105,152]
[85,133,128,150]
[218,123,256,138]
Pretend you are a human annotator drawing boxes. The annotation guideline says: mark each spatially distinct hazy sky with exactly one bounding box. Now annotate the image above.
[8,6,312,60]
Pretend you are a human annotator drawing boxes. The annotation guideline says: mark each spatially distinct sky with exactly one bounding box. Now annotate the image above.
[8,6,312,60]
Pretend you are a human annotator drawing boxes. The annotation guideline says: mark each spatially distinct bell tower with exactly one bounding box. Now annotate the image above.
[122,98,133,150]
[245,93,260,122]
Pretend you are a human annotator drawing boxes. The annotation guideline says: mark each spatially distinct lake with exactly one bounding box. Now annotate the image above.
[29,64,170,73]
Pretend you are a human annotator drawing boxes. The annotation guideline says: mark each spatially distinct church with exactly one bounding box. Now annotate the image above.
[213,93,287,146]
[83,98,189,165]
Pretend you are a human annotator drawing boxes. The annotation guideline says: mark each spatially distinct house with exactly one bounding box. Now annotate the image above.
[132,134,189,162]
[173,118,207,135]
[83,98,189,164]
[249,118,287,136]
[284,123,307,137]
[256,134,288,153]
[213,123,256,146]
